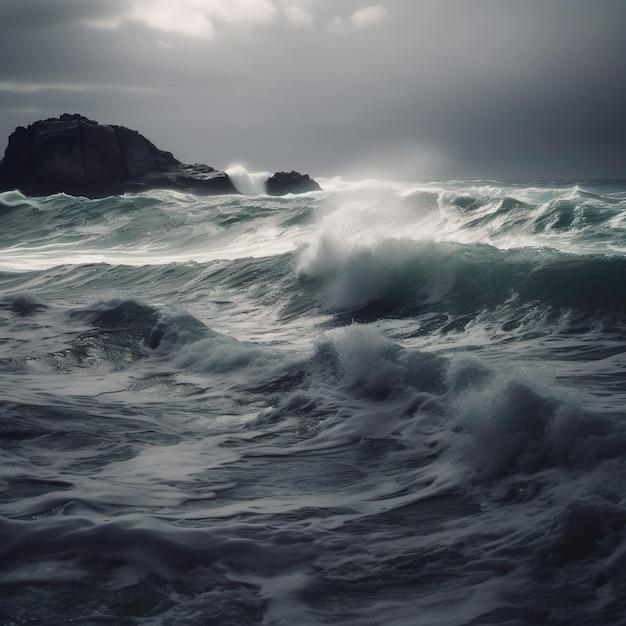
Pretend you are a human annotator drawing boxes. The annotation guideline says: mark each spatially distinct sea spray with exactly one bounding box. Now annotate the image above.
[226,163,271,195]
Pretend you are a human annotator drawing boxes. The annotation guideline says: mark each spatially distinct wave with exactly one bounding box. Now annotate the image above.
[225,164,270,195]
[2,245,624,368]
[5,301,624,513]
[2,284,626,623]
[258,323,625,468]
[296,235,626,320]
[1,179,625,279]
[3,178,626,626]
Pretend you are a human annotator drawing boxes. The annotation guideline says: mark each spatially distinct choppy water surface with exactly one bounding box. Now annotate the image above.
[1,178,626,625]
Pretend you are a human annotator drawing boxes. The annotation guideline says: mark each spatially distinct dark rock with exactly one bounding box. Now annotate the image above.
[266,170,321,196]
[0,113,237,198]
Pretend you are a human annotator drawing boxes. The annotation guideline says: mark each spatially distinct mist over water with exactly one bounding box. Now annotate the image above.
[1,176,626,625]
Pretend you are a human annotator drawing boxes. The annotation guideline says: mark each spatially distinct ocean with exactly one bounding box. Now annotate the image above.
[1,175,626,625]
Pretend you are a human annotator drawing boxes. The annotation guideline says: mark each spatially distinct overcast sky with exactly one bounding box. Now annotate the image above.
[1,0,625,180]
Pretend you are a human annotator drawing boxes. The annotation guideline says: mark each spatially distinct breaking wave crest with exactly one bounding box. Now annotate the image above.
[296,234,626,319]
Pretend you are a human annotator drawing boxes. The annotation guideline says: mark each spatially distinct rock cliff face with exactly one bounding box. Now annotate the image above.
[0,114,320,198]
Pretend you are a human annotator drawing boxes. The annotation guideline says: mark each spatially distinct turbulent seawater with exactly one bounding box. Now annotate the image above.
[1,176,626,625]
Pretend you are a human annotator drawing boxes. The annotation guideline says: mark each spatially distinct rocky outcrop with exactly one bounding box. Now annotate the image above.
[0,114,322,198]
[0,114,236,197]
[266,170,321,196]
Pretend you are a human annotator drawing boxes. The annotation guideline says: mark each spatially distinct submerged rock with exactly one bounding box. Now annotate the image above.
[265,170,321,196]
[0,114,231,197]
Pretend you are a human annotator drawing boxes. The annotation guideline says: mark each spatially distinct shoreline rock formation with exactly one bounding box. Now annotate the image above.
[0,114,320,198]
[266,170,321,196]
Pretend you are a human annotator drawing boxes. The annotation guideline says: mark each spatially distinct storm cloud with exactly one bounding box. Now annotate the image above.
[1,0,625,179]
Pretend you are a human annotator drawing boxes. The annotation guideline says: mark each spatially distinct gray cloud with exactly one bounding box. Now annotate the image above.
[329,5,387,33]
[1,0,625,179]
[0,0,127,29]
